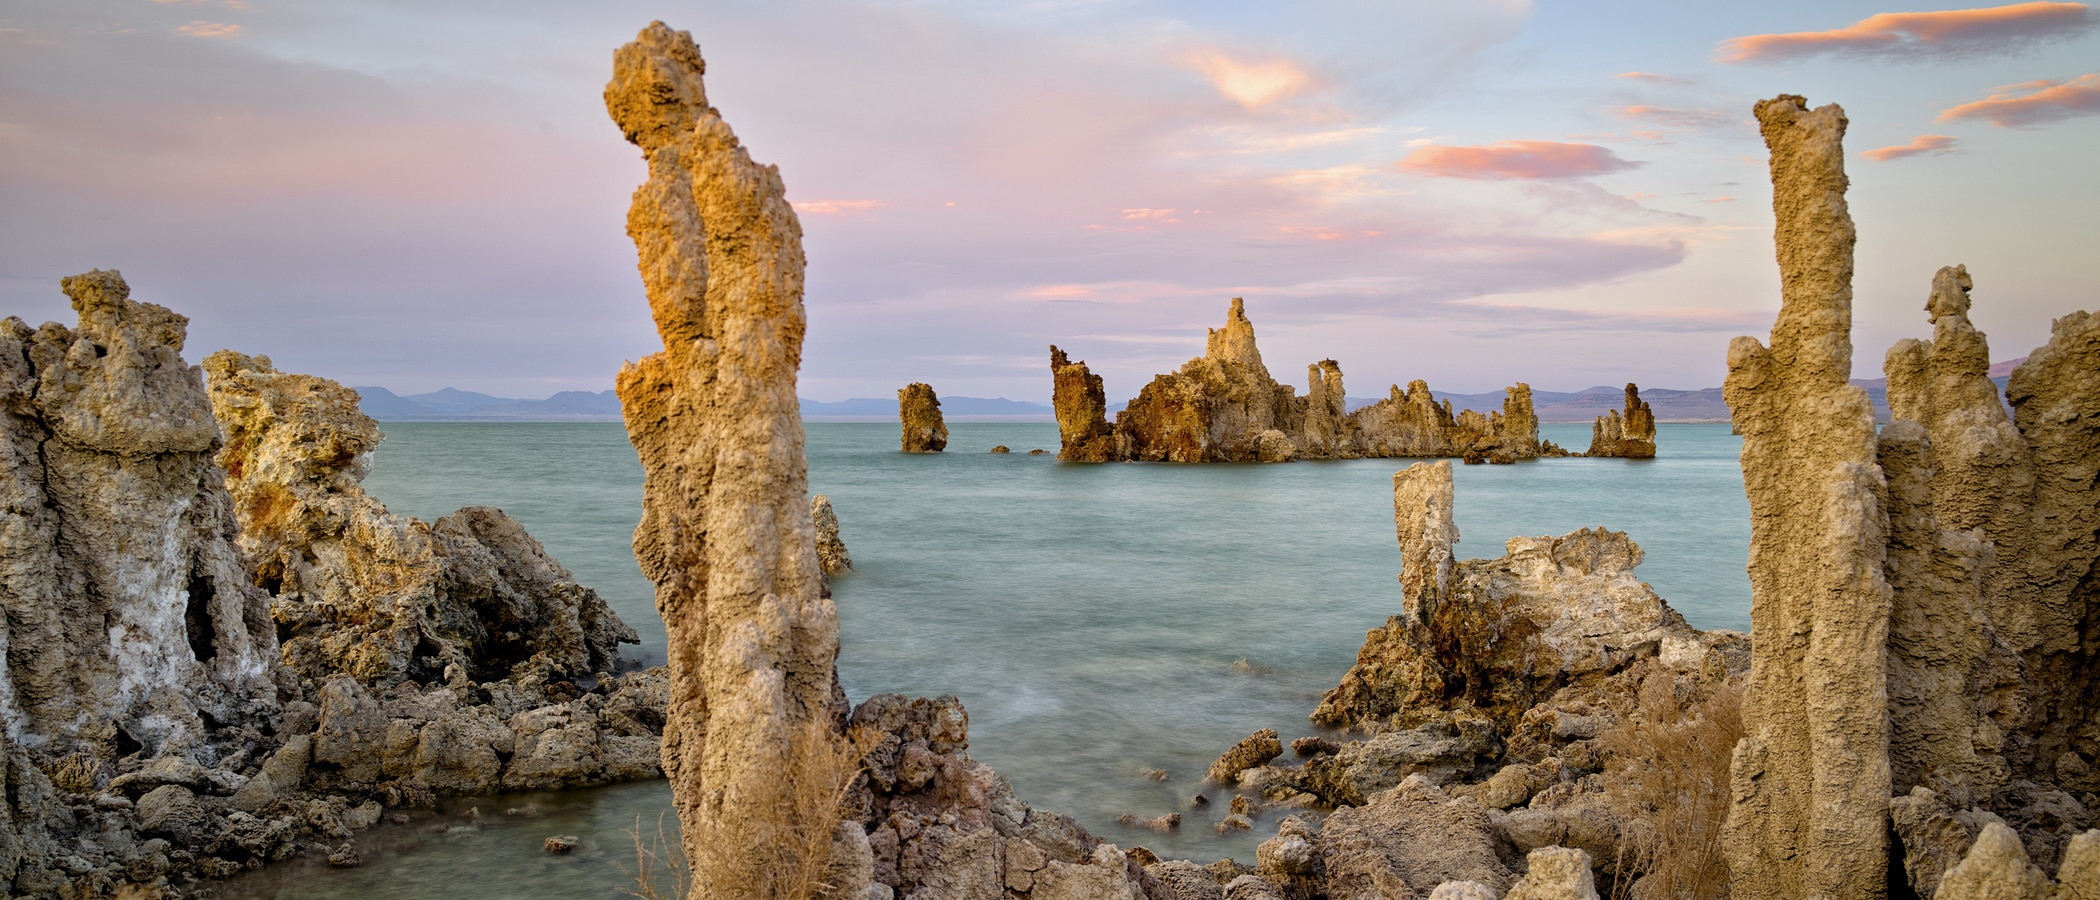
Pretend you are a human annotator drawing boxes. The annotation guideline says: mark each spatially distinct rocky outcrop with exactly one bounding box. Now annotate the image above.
[1312,462,1717,732]
[1110,298,1304,463]
[1051,346,1117,462]
[1723,94,2100,898]
[0,270,284,896]
[607,21,847,892]
[206,352,637,690]
[1582,385,1654,459]
[1350,381,1545,463]
[1051,300,1560,463]
[0,271,281,759]
[847,693,1152,898]
[1720,95,1895,900]
[812,493,851,575]
[899,382,948,453]
[1185,457,1744,897]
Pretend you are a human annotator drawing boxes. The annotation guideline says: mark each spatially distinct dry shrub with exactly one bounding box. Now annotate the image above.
[632,720,882,900]
[1599,671,1744,900]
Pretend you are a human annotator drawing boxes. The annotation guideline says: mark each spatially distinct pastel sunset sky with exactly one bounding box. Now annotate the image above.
[3,1,2095,402]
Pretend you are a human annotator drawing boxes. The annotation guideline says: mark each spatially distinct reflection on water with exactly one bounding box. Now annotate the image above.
[215,421,1748,896]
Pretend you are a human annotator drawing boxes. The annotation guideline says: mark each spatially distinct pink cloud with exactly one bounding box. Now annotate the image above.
[1614,105,1736,130]
[1936,74,2100,125]
[1183,50,1319,111]
[1861,134,1960,160]
[175,21,241,38]
[1718,2,2092,63]
[1613,71,1682,84]
[792,199,883,215]
[1396,141,1640,180]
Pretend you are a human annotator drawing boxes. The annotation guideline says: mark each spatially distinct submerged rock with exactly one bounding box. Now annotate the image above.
[899,382,948,453]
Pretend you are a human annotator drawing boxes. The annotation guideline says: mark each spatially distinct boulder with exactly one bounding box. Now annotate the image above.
[899,382,948,452]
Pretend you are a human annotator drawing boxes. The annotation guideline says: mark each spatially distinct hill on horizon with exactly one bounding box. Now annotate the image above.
[355,358,2027,423]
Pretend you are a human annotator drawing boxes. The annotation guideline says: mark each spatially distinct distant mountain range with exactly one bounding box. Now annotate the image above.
[354,386,627,420]
[356,357,2025,423]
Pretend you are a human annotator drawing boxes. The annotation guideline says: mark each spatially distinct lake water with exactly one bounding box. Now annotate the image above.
[213,421,1748,898]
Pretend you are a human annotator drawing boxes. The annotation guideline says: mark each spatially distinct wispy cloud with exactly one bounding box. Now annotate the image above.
[1718,2,2093,63]
[174,21,242,38]
[1397,141,1639,180]
[1184,49,1320,111]
[792,199,883,216]
[1936,74,2100,125]
[1861,133,1959,160]
[1613,71,1682,85]
[1613,105,1736,130]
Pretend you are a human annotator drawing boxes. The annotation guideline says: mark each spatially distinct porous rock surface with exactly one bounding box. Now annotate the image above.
[608,21,847,888]
[1581,385,1654,459]
[0,274,667,897]
[0,270,283,895]
[607,24,1152,898]
[1720,94,1896,899]
[1186,459,1743,899]
[1312,462,1719,732]
[1051,300,1558,463]
[206,351,636,689]
[1723,94,2100,899]
[899,382,948,453]
[813,493,852,575]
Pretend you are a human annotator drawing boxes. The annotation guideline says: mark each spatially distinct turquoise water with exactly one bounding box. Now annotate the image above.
[215,422,1748,897]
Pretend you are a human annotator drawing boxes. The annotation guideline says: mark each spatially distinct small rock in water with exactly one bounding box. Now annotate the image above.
[1230,795,1255,816]
[989,445,1011,454]
[1215,814,1253,834]
[1138,767,1170,782]
[387,812,411,826]
[1190,794,1211,809]
[327,844,363,868]
[1292,737,1340,758]
[1229,659,1274,676]
[1207,730,1282,784]
[544,835,580,854]
[1028,448,1047,455]
[505,804,541,817]
[1118,813,1181,833]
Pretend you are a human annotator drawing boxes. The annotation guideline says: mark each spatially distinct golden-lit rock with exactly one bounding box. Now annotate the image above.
[812,493,851,575]
[1583,384,1654,458]
[206,351,636,688]
[899,382,948,452]
[1721,94,1894,900]
[1051,300,1550,463]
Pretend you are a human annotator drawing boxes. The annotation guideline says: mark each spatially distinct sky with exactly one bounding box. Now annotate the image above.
[2,1,2096,403]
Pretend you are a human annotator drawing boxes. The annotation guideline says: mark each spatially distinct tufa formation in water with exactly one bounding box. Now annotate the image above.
[1180,460,1739,897]
[606,21,848,893]
[1722,94,2100,899]
[607,24,1173,897]
[0,273,668,897]
[1051,299,1563,464]
[1581,385,1654,459]
[898,382,948,453]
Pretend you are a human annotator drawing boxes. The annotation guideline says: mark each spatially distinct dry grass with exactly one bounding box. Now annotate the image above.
[632,720,881,900]
[1599,672,1744,900]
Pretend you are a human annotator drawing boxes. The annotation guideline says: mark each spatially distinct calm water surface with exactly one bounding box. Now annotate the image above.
[215,422,1748,897]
